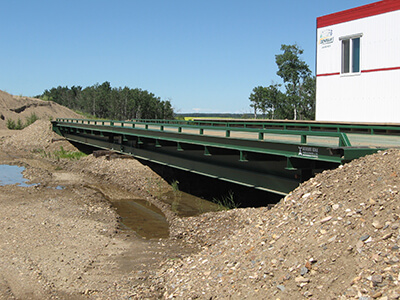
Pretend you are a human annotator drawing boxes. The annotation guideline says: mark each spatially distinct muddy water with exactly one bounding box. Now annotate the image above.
[89,184,221,239]
[86,184,169,239]
[112,199,170,239]
[160,190,221,217]
[0,166,219,240]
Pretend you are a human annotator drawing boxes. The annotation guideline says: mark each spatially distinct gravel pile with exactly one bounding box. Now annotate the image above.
[2,119,76,152]
[160,149,400,300]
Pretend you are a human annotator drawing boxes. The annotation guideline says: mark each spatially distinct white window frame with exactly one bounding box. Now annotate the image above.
[340,33,363,75]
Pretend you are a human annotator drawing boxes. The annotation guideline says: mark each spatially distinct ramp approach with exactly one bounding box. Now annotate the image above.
[52,119,400,196]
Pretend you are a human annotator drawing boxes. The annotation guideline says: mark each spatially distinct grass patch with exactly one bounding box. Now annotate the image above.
[32,146,86,160]
[7,113,39,130]
[213,191,240,211]
[25,113,39,127]
[53,146,87,160]
[6,119,16,130]
[171,180,179,192]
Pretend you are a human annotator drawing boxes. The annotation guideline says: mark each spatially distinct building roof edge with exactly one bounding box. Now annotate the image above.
[317,0,400,28]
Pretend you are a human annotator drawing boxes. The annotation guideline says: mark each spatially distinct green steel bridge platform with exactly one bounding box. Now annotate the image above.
[52,118,400,196]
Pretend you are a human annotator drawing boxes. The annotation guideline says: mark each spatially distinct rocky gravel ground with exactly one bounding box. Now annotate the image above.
[1,120,400,299]
[159,149,400,300]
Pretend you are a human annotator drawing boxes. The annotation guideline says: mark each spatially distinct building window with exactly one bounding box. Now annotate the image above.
[341,35,362,74]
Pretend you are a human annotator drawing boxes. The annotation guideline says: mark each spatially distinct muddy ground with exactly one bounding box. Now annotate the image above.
[0,121,197,299]
[1,120,400,299]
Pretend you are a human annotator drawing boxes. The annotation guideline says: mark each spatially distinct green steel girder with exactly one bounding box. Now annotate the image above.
[59,131,299,195]
[52,119,387,195]
[53,122,348,163]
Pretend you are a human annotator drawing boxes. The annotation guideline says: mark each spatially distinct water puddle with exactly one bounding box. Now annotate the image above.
[112,199,169,239]
[161,190,222,217]
[0,165,221,240]
[45,185,65,190]
[111,190,222,238]
[87,184,171,239]
[0,164,36,187]
[88,184,221,239]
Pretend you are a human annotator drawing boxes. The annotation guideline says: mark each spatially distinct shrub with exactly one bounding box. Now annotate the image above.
[15,118,23,130]
[6,113,40,130]
[6,119,16,129]
[25,113,39,127]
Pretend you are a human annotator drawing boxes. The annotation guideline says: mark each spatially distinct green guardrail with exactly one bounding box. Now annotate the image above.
[57,117,400,135]
[56,118,352,148]
[175,119,400,135]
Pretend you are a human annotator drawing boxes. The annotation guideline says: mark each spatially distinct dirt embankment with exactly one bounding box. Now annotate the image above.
[0,90,81,130]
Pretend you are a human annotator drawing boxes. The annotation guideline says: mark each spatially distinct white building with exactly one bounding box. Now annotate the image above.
[316,0,400,123]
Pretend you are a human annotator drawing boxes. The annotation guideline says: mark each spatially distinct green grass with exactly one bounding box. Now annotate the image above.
[7,113,39,130]
[16,118,23,130]
[213,191,240,211]
[33,146,87,160]
[6,119,16,130]
[171,180,179,192]
[25,113,39,127]
[53,146,87,160]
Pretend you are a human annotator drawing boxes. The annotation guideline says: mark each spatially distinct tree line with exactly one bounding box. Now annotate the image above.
[249,44,315,120]
[37,81,174,120]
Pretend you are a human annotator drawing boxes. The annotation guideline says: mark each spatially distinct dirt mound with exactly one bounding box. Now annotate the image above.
[162,149,400,299]
[2,120,77,153]
[0,90,81,129]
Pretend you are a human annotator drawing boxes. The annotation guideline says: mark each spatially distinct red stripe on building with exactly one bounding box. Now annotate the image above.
[361,66,400,73]
[317,0,400,28]
[317,66,400,77]
[316,72,340,77]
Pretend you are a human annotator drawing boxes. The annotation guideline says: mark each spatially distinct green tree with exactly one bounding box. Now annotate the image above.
[297,75,316,120]
[249,84,286,119]
[161,100,174,119]
[127,88,140,119]
[275,44,314,120]
[264,84,285,119]
[37,82,175,120]
[249,86,267,118]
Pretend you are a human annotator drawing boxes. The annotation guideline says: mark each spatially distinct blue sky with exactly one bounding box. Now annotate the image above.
[0,0,376,113]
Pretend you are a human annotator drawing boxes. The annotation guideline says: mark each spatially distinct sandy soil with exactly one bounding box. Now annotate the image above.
[0,90,81,130]
[0,121,195,299]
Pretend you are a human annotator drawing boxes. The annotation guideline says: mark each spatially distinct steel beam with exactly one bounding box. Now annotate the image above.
[52,119,388,196]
